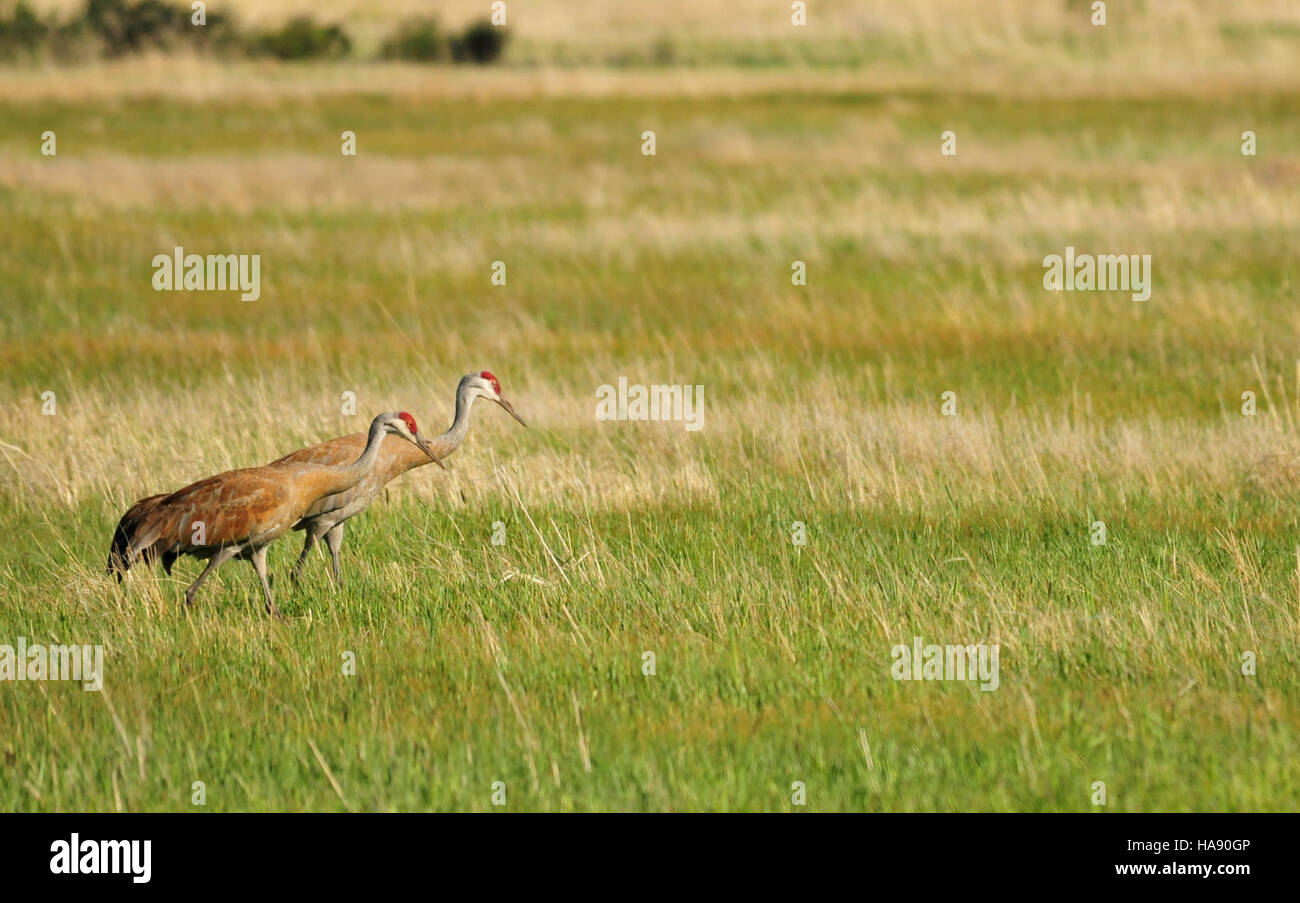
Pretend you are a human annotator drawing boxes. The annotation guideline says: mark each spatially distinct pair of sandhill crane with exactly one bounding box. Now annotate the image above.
[107,372,525,618]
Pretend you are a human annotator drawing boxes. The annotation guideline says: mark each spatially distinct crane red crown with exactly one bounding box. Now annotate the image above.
[398,412,418,434]
[480,371,501,395]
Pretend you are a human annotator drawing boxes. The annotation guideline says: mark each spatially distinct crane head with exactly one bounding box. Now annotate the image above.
[382,411,442,466]
[471,371,527,427]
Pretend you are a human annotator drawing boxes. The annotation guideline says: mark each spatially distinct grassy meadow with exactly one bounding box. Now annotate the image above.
[1,1,1300,811]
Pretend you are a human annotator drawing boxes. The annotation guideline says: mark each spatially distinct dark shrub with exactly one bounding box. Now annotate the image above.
[380,17,444,61]
[449,20,507,64]
[0,3,50,60]
[0,1,484,65]
[187,8,240,54]
[254,16,351,60]
[84,0,188,56]
[48,16,95,62]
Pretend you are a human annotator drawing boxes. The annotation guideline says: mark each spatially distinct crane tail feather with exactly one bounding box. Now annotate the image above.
[107,493,170,579]
[107,518,133,579]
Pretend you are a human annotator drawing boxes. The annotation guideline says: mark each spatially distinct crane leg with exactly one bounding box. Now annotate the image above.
[249,545,284,620]
[184,546,238,610]
[324,523,346,588]
[289,529,319,584]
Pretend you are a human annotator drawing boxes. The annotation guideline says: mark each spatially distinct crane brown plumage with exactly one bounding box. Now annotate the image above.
[107,411,436,616]
[272,372,526,586]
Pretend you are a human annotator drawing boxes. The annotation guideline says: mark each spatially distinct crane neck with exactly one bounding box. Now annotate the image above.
[344,415,392,478]
[434,379,479,454]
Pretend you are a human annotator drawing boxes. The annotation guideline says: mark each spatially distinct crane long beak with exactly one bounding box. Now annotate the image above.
[414,433,446,469]
[496,396,527,427]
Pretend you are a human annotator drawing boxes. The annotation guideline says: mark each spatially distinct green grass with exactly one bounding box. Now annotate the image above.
[2,489,1296,810]
[2,63,1299,811]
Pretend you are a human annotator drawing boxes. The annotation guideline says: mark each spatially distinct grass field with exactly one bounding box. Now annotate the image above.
[2,1,1300,811]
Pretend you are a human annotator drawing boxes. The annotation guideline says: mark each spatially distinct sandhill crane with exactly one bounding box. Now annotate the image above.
[107,412,437,617]
[273,371,526,585]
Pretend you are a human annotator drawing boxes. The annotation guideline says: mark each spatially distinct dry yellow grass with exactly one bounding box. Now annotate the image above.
[4,55,1300,104]
[6,0,1300,105]
[5,371,1300,520]
[23,0,1300,38]
[5,152,1295,269]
